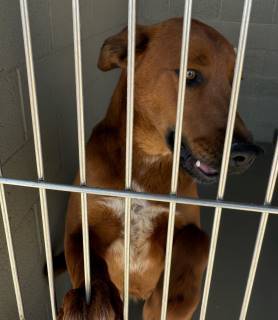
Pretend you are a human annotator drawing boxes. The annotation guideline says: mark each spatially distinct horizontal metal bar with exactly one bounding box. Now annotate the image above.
[19,0,56,318]
[0,168,25,320]
[72,0,91,304]
[1,177,277,215]
[199,0,253,318]
[160,1,193,319]
[239,139,278,320]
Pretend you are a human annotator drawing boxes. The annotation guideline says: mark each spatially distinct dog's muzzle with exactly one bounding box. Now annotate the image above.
[229,142,264,174]
[166,130,263,184]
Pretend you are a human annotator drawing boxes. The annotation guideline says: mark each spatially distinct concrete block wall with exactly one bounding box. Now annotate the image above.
[0,0,127,319]
[137,0,278,143]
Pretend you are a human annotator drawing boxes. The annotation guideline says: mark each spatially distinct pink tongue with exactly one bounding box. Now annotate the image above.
[196,161,217,175]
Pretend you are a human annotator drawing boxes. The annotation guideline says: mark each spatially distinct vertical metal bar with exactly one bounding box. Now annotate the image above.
[239,139,278,320]
[19,0,56,318]
[123,0,136,318]
[160,1,193,319]
[72,0,91,304]
[199,1,253,319]
[0,168,25,320]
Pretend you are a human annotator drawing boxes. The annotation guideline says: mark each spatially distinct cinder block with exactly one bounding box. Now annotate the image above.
[2,63,65,183]
[238,95,258,125]
[2,139,37,180]
[239,96,278,142]
[247,24,273,50]
[91,0,128,33]
[33,32,123,183]
[262,50,278,77]
[0,241,18,320]
[172,0,221,20]
[220,0,276,24]
[137,0,146,24]
[268,25,278,50]
[239,76,257,97]
[243,49,266,76]
[142,0,171,23]
[269,0,278,23]
[27,48,79,182]
[241,76,278,97]
[0,70,27,164]
[32,47,79,183]
[0,206,50,320]
[13,207,43,274]
[0,0,51,71]
[203,22,272,50]
[45,190,68,251]
[49,0,92,50]
[84,70,121,140]
[82,27,125,87]
[50,0,128,51]
[27,0,52,58]
[207,21,240,46]
[38,49,78,182]
[13,207,51,320]
[2,141,39,231]
[33,77,63,181]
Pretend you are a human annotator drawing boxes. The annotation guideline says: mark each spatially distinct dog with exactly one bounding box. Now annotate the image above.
[57,18,262,319]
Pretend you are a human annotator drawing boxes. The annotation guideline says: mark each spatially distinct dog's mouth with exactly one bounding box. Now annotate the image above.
[167,130,219,184]
[180,142,219,184]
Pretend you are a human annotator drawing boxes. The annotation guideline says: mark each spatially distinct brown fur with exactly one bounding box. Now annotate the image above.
[59,18,256,319]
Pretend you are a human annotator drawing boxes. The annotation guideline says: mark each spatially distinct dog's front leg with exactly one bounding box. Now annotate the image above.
[58,278,122,320]
[143,224,209,320]
[59,233,123,320]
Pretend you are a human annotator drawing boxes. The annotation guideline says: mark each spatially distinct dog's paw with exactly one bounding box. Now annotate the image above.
[58,288,87,320]
[59,281,123,320]
[88,280,123,320]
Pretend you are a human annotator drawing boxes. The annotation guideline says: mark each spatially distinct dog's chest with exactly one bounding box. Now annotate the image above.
[99,195,166,274]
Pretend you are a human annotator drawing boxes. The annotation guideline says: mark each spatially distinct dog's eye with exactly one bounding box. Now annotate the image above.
[187,70,196,80]
[174,69,203,87]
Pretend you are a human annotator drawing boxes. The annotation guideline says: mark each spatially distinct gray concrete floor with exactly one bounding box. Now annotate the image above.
[55,142,278,319]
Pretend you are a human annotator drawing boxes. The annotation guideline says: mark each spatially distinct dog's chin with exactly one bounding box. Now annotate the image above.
[180,143,219,184]
[166,130,219,184]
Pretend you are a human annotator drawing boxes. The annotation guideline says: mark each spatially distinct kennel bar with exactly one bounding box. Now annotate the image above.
[123,0,136,318]
[1,176,278,216]
[19,0,56,318]
[160,1,193,319]
[239,139,278,320]
[72,0,91,304]
[199,0,253,319]
[0,168,25,320]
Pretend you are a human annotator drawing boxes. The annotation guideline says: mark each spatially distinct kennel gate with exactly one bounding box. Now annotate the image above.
[0,0,278,319]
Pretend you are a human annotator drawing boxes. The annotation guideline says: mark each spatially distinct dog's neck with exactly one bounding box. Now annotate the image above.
[90,71,195,195]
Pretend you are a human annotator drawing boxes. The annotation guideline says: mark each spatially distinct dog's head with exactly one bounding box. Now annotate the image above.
[98,18,263,184]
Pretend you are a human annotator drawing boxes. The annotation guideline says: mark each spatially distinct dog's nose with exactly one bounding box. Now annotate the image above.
[230,142,263,171]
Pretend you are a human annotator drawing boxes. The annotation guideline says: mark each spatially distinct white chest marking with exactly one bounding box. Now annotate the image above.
[98,181,167,273]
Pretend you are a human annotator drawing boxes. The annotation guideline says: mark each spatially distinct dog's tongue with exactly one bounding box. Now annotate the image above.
[196,160,218,175]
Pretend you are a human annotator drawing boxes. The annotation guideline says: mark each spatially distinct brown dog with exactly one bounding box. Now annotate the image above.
[58,18,262,319]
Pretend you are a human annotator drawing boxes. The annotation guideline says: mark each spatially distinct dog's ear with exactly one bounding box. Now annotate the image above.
[98,25,149,71]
